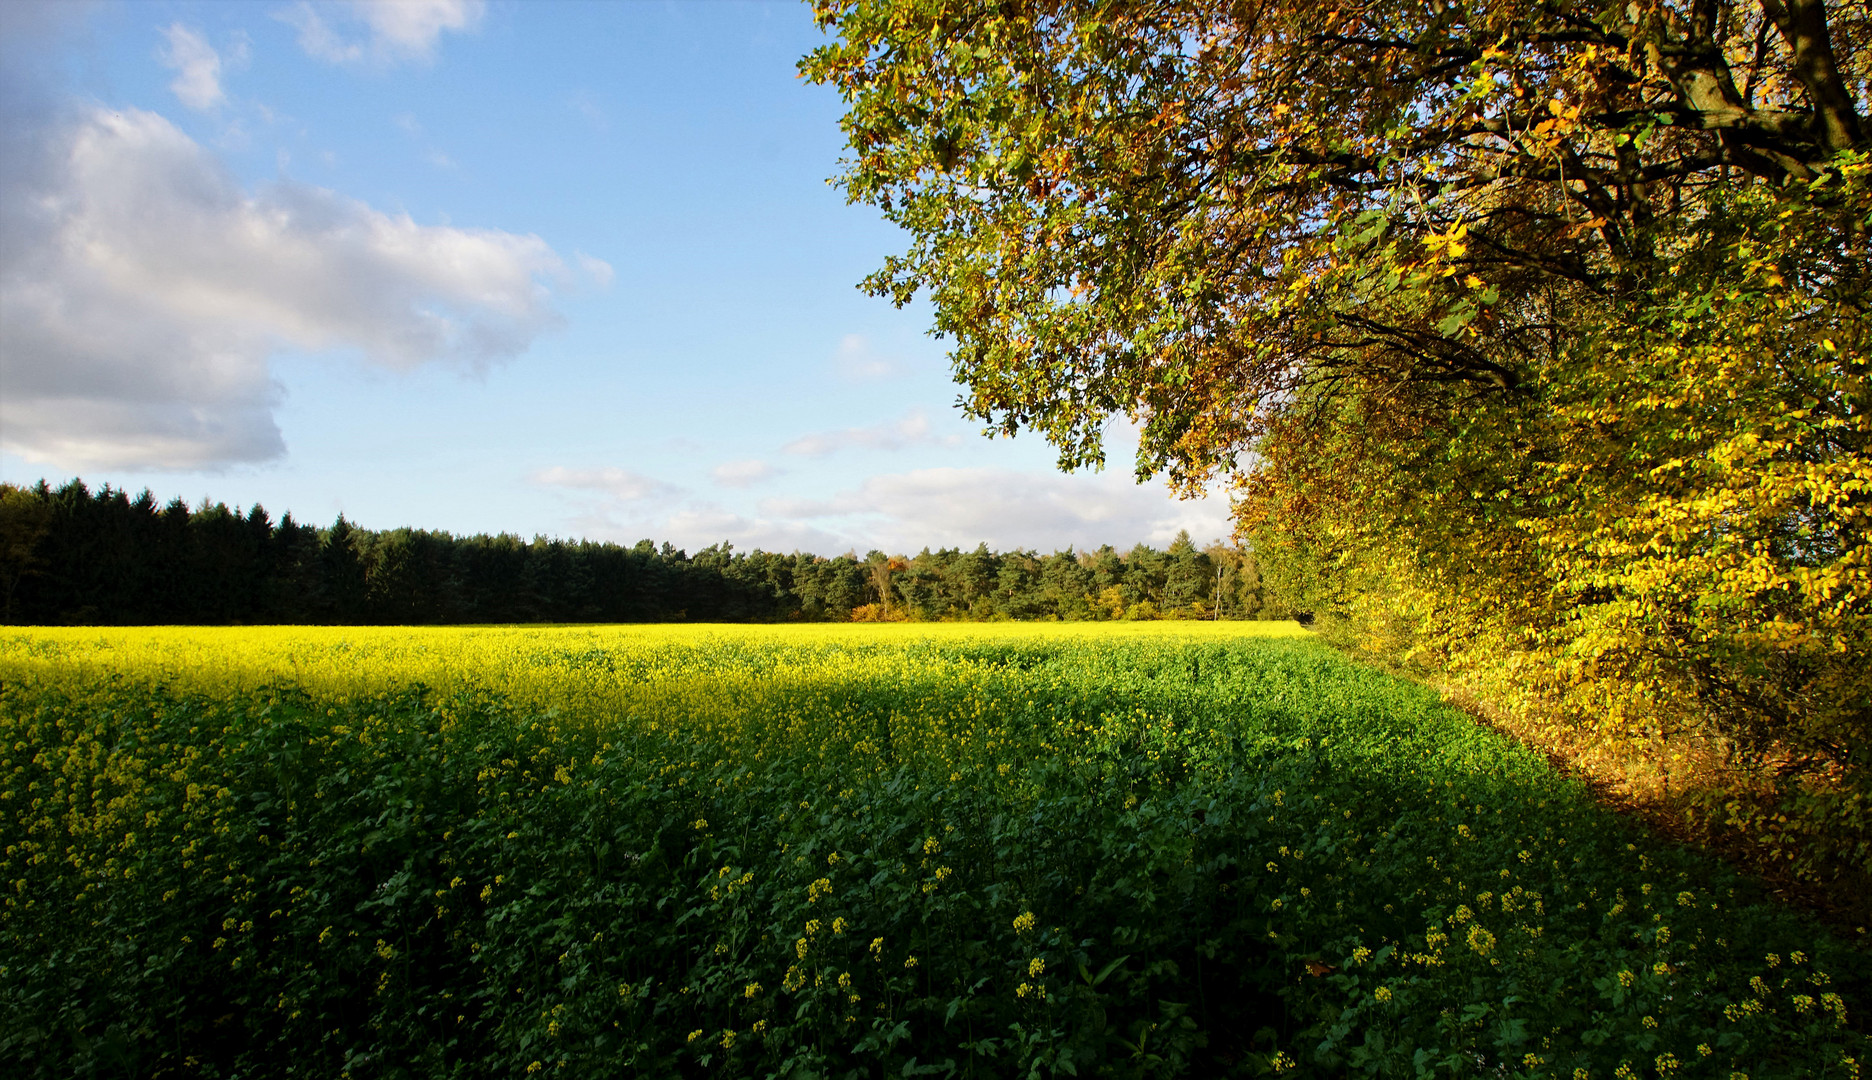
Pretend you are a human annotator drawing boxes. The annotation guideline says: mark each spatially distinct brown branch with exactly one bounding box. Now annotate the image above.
[1758,0,1865,151]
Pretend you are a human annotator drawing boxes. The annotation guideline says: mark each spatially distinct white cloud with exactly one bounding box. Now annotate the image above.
[158,24,225,111]
[558,502,850,556]
[575,252,614,289]
[0,105,573,470]
[278,3,362,63]
[535,476,849,554]
[659,507,851,555]
[832,333,902,381]
[781,409,954,457]
[534,466,675,502]
[553,468,1228,557]
[278,0,484,66]
[358,0,482,54]
[532,447,1229,556]
[711,459,779,488]
[759,466,1234,553]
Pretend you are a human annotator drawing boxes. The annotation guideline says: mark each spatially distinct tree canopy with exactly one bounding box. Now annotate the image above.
[804,0,1872,903]
[0,480,1269,626]
[804,0,1866,473]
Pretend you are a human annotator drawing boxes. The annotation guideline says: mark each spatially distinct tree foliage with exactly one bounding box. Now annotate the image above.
[803,0,1872,899]
[0,481,1269,626]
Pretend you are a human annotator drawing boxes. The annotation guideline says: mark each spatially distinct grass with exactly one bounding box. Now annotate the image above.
[0,624,1861,1078]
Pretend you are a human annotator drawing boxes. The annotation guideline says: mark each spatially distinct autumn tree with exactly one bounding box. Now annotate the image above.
[804,0,1872,897]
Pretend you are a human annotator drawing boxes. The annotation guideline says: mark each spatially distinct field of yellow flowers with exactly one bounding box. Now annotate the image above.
[0,624,1863,1078]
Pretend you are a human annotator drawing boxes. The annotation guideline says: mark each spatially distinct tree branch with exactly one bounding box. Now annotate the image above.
[1758,0,1865,151]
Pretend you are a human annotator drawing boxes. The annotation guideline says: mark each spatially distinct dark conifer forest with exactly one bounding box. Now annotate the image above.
[0,480,1274,625]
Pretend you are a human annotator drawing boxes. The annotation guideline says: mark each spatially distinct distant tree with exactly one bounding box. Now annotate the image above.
[1122,544,1166,612]
[896,548,950,619]
[992,550,1045,619]
[320,517,368,623]
[825,556,870,618]
[1040,548,1096,619]
[0,485,50,624]
[0,477,1259,631]
[263,513,323,622]
[951,543,997,617]
[146,497,193,622]
[864,551,910,615]
[1204,542,1266,620]
[1162,530,1212,616]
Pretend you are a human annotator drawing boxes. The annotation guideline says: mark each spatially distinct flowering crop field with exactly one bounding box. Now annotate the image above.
[0,624,1862,1078]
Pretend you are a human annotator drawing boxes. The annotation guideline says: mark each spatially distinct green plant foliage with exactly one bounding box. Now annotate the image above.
[1239,155,1872,912]
[1,629,1862,1077]
[799,0,1872,919]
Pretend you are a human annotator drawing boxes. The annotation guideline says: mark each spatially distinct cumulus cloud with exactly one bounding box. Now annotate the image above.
[158,24,225,110]
[532,449,1228,556]
[279,0,483,66]
[759,466,1234,553]
[711,459,780,488]
[781,409,954,457]
[0,104,572,470]
[554,467,1228,557]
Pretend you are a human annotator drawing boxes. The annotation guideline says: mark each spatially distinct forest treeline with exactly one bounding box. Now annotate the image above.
[0,480,1276,626]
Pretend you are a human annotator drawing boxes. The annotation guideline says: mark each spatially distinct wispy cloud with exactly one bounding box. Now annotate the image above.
[533,466,676,502]
[278,0,484,66]
[157,24,225,110]
[711,459,780,488]
[831,332,903,382]
[575,252,614,290]
[0,105,573,470]
[278,3,361,63]
[781,409,953,457]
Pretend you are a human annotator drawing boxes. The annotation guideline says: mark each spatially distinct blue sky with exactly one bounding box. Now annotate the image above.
[0,0,1233,555]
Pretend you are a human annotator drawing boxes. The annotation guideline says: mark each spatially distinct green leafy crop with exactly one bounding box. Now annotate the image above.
[0,626,1862,1077]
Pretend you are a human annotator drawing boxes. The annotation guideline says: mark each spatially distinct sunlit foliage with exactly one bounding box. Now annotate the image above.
[800,0,1872,914]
